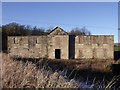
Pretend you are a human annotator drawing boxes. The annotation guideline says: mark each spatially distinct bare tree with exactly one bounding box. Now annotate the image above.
[46,26,54,33]
[70,27,91,35]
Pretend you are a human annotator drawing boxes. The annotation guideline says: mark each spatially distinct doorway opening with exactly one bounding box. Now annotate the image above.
[55,49,61,59]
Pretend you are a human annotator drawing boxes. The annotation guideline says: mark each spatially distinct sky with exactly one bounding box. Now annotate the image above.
[1,0,119,2]
[118,2,120,43]
[2,2,118,42]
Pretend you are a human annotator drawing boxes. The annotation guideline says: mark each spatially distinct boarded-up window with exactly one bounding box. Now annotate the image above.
[83,36,86,44]
[88,36,90,44]
[79,49,83,58]
[22,37,28,44]
[97,36,101,45]
[19,38,23,45]
[90,37,92,44]
[55,37,60,45]
[85,36,89,45]
[78,36,80,43]
[104,36,107,44]
[103,48,107,58]
[28,37,36,48]
[36,37,41,44]
[79,36,82,43]
[93,37,97,44]
[56,30,60,35]
[92,48,96,59]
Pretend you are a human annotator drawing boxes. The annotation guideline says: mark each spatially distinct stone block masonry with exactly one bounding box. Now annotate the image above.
[8,27,114,59]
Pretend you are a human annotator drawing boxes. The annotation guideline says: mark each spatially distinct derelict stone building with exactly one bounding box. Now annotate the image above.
[8,27,114,59]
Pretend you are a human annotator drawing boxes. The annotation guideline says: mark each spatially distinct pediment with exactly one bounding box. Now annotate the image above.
[49,26,68,35]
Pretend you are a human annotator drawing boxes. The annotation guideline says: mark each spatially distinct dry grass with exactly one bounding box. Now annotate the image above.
[0,53,79,88]
[105,75,120,89]
[47,58,114,72]
[0,53,120,89]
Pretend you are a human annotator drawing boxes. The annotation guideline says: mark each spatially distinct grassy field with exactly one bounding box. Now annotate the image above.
[0,53,78,88]
[0,53,120,89]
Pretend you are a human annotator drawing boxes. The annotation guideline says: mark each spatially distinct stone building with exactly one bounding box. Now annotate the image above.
[8,26,114,59]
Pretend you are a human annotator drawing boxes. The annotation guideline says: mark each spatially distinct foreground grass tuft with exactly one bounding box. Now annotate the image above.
[0,53,79,88]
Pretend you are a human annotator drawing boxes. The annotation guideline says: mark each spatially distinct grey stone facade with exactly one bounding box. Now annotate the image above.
[8,27,114,59]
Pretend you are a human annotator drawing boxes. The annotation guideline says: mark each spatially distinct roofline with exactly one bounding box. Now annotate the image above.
[75,35,114,36]
[48,26,69,35]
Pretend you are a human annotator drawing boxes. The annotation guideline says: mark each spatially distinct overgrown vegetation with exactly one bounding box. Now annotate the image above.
[0,53,79,88]
[114,45,120,51]
[0,53,120,89]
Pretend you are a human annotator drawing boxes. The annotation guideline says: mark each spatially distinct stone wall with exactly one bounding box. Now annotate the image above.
[8,35,114,59]
[47,35,69,59]
[8,35,69,59]
[8,36,48,58]
[75,35,114,59]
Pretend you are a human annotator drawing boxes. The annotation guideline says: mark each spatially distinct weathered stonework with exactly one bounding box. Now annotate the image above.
[75,35,114,59]
[8,27,114,59]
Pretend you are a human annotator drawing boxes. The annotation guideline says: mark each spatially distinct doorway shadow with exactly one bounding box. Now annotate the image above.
[114,51,120,61]
[69,35,75,59]
[55,49,61,59]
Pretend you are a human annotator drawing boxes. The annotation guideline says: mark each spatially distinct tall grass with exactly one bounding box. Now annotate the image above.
[0,53,79,88]
[0,53,120,89]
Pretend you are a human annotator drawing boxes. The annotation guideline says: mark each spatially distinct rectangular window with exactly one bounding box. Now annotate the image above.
[79,49,83,58]
[14,38,15,44]
[92,48,96,59]
[104,36,107,44]
[13,37,19,44]
[103,48,107,58]
[13,38,18,44]
[83,36,86,44]
[36,38,37,43]
[93,37,97,44]
[28,37,36,48]
[79,36,81,43]
[19,38,23,45]
[55,37,60,45]
[79,36,85,44]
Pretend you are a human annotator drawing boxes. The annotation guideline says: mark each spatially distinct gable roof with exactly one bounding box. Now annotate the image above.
[49,26,68,35]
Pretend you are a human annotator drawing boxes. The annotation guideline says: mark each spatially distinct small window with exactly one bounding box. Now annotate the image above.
[79,36,80,43]
[93,37,97,44]
[13,38,15,44]
[36,38,37,43]
[104,36,107,44]
[92,48,96,59]
[55,37,60,45]
[19,38,23,45]
[28,37,36,48]
[79,36,83,44]
[103,48,107,58]
[79,49,83,58]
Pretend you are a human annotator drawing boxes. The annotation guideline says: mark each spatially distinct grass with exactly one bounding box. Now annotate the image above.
[114,45,120,51]
[0,53,120,89]
[0,53,79,88]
